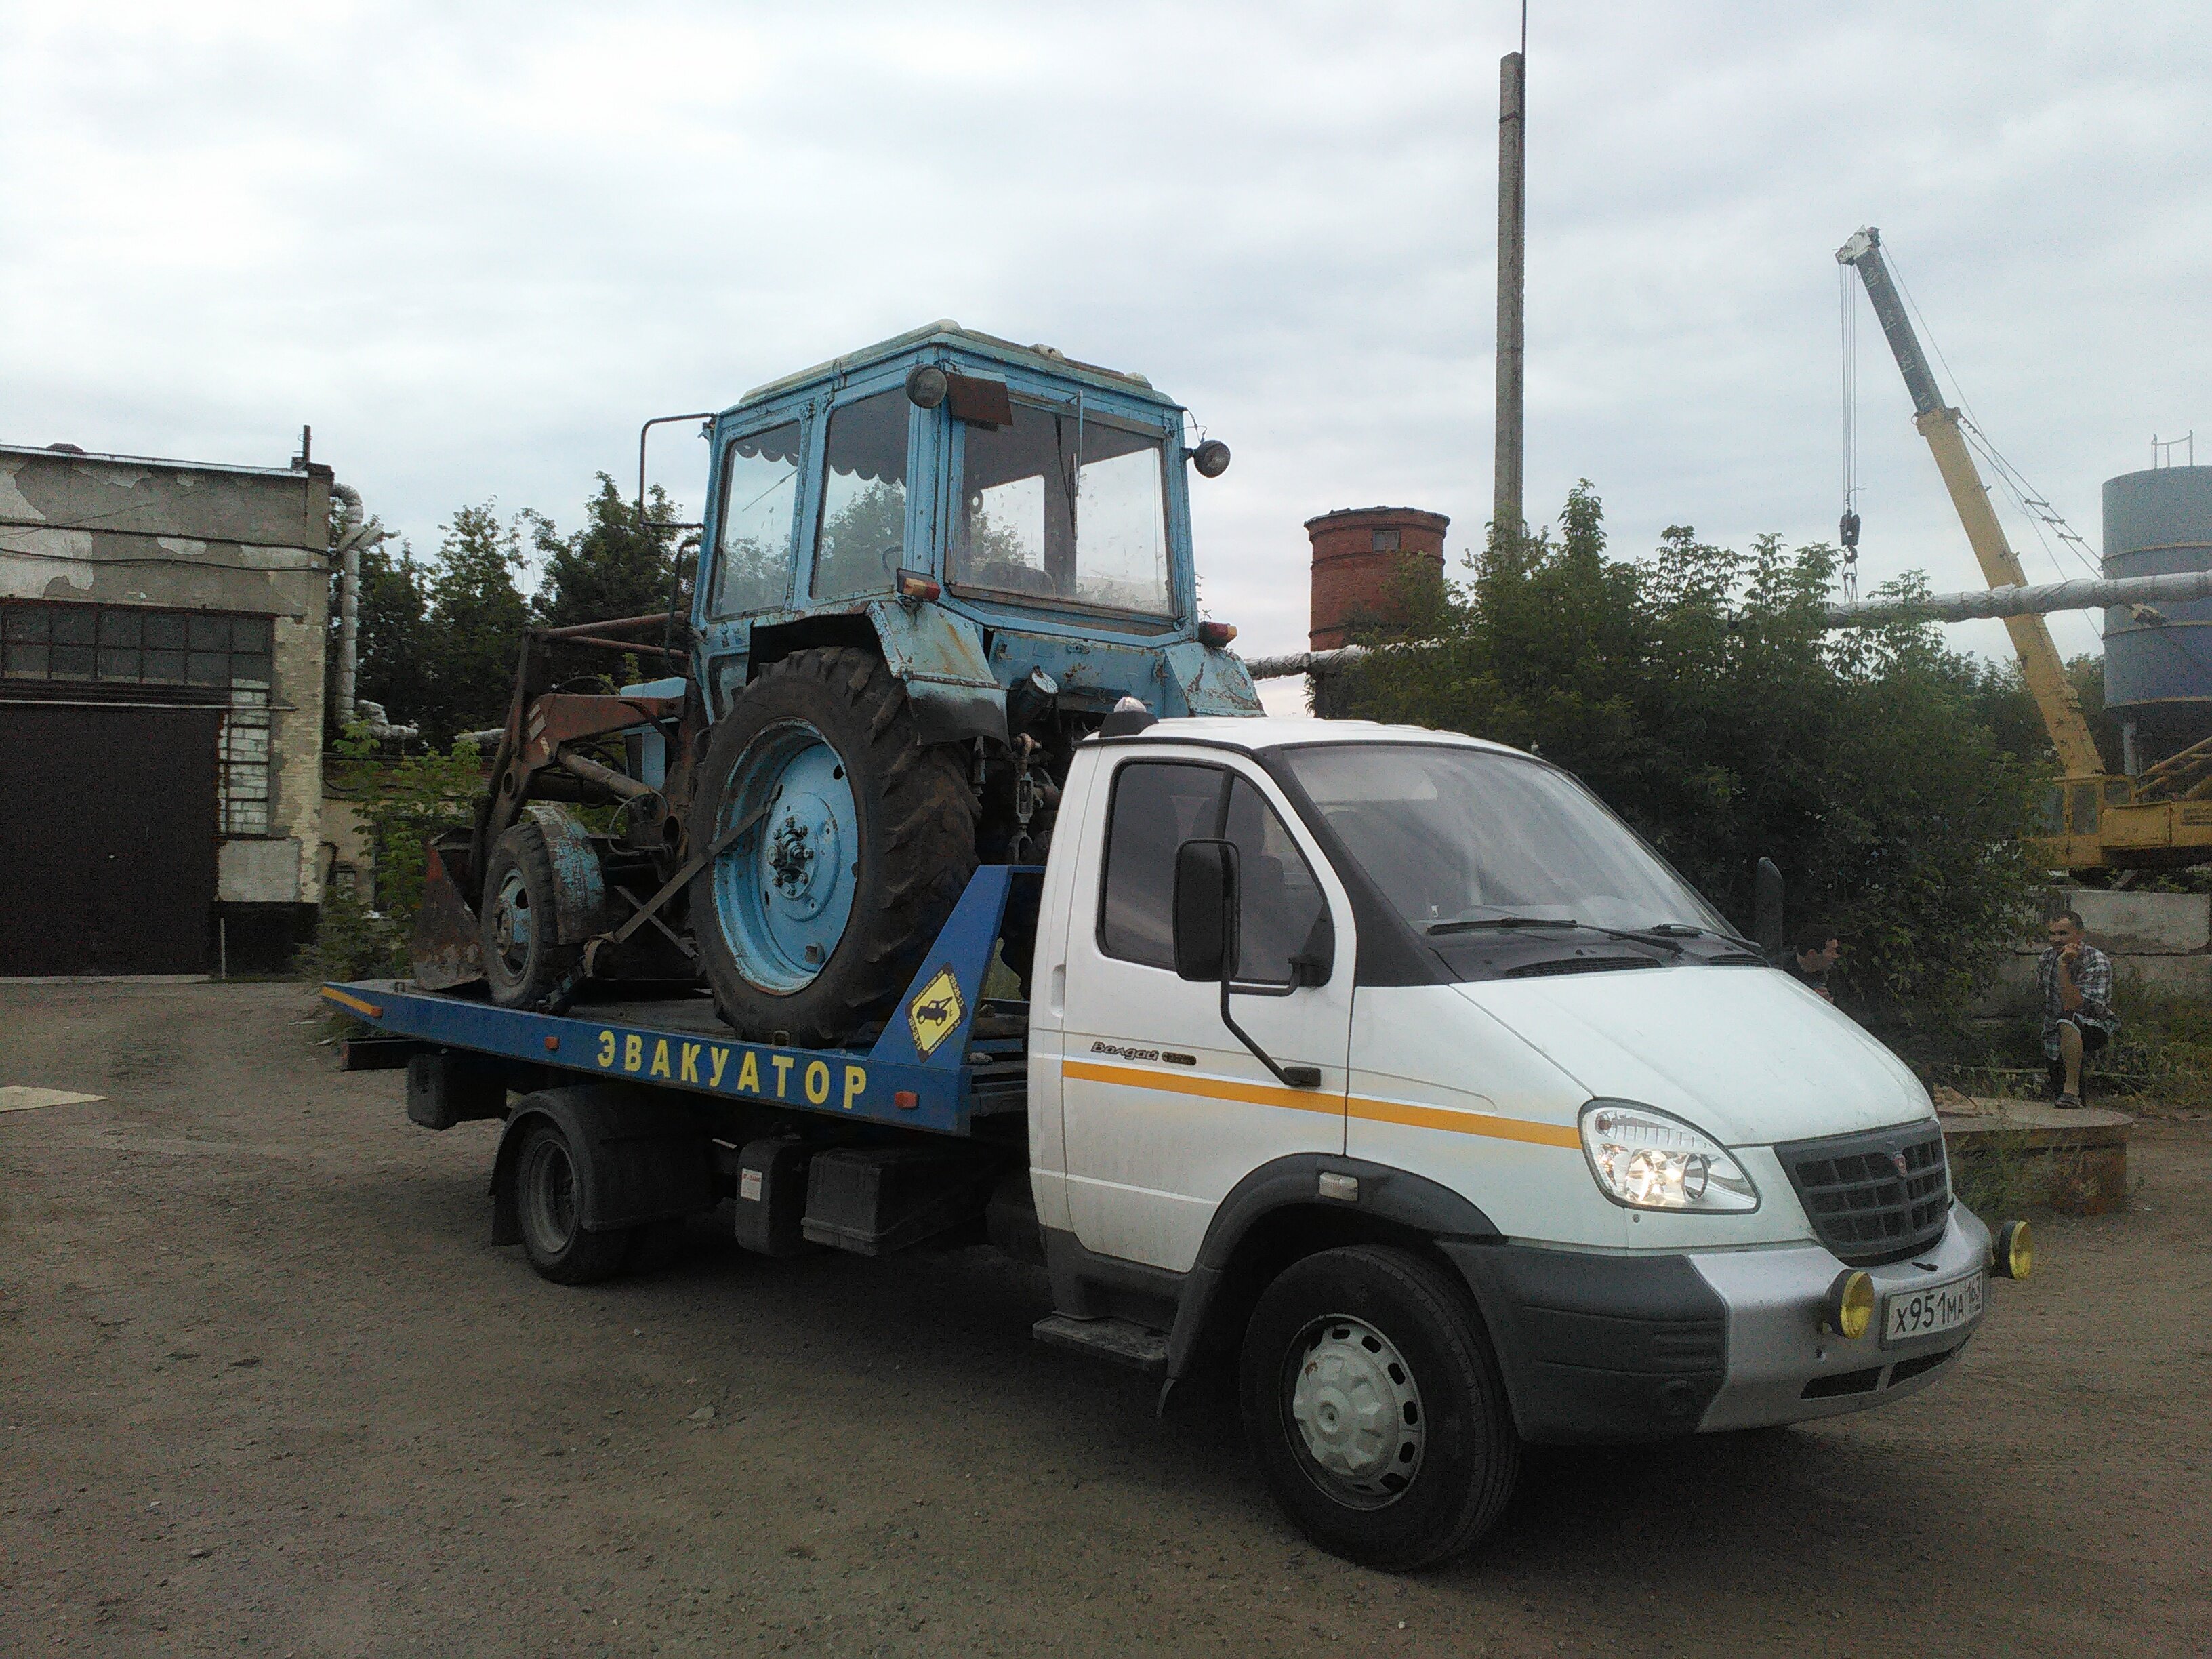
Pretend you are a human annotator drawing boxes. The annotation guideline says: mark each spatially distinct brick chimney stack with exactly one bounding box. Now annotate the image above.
[1303,506,1449,651]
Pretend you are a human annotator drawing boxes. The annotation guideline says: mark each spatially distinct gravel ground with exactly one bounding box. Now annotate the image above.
[1,979,2208,1658]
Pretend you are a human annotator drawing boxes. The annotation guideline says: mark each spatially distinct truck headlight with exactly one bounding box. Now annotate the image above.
[1579,1101,1759,1213]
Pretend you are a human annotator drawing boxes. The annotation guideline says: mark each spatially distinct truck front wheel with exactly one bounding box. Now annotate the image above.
[1239,1245,1520,1571]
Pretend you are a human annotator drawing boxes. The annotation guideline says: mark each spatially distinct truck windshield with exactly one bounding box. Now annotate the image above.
[952,405,1171,616]
[1282,743,1729,938]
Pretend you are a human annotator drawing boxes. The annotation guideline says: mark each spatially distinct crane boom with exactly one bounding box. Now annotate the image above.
[1835,227,2105,779]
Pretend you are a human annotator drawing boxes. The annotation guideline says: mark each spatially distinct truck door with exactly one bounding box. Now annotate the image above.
[1057,754,1354,1271]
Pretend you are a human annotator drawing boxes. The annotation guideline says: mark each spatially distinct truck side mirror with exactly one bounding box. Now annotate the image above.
[1754,857,1784,958]
[1172,839,1240,983]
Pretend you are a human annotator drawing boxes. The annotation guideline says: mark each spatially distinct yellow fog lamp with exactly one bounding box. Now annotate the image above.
[1821,1269,1876,1340]
[1992,1219,2033,1281]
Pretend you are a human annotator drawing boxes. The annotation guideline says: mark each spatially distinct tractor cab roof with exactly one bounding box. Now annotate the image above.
[733,321,1179,415]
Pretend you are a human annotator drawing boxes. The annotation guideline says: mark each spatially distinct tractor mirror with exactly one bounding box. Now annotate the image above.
[943,373,1013,430]
[1173,839,1240,983]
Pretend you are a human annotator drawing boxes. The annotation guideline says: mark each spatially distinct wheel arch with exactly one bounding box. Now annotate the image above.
[489,1083,715,1246]
[1164,1155,1499,1387]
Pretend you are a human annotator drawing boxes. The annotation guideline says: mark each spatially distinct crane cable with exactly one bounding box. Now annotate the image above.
[1839,262,1861,599]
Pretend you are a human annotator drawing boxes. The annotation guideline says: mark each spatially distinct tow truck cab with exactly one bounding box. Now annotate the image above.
[1030,717,2002,1501]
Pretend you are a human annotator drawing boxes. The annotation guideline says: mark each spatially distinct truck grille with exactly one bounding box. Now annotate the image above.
[1776,1122,1950,1265]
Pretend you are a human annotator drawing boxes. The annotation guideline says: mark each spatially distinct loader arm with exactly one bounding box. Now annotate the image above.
[1837,227,2105,780]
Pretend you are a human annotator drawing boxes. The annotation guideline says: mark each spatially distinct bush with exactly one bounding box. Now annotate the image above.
[1336,484,2043,1021]
[310,726,485,982]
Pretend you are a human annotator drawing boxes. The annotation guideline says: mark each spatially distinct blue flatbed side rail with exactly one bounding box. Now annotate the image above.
[320,865,1042,1140]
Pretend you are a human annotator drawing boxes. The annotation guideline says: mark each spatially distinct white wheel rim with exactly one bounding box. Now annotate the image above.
[1286,1314,1425,1509]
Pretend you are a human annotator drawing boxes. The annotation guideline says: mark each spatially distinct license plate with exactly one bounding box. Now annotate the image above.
[1881,1270,1984,1347]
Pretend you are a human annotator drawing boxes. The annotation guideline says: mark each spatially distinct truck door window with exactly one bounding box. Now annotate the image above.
[1098,762,1228,968]
[709,421,802,617]
[954,406,1171,616]
[1223,777,1328,986]
[812,390,909,602]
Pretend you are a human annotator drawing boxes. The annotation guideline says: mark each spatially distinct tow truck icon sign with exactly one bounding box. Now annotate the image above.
[907,966,964,1059]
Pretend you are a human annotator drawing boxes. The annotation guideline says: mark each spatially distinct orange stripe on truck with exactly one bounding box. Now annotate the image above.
[1061,1057,1579,1148]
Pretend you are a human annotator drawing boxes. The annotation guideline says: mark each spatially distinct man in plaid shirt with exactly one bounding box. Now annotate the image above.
[2038,909,2116,1109]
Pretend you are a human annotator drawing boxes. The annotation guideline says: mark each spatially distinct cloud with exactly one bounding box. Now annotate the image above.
[5,0,2206,671]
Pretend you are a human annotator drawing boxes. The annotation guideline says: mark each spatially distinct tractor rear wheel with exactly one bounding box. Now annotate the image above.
[687,647,977,1045]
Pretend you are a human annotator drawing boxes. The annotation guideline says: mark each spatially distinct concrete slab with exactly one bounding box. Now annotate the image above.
[1940,1099,2133,1215]
[0,1085,106,1113]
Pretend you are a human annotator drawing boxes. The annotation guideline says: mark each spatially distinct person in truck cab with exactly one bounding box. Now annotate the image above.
[2040,909,2116,1109]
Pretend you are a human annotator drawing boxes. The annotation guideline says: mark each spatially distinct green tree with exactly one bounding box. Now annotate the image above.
[416,502,531,745]
[531,474,693,632]
[1338,483,2041,1017]
[351,539,432,727]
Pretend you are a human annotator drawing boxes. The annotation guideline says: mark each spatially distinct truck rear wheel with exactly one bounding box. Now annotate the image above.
[1240,1245,1520,1571]
[480,821,581,1010]
[514,1120,631,1285]
[688,647,977,1045]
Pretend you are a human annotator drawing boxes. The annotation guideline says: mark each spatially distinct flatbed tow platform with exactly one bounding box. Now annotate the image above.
[320,865,1039,1142]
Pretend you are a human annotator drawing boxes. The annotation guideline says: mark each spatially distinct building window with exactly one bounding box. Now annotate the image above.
[2,600,272,689]
[1,600,278,836]
[1371,527,1402,552]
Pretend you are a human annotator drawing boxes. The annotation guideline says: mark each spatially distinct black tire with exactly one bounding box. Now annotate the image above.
[513,1120,631,1285]
[1240,1245,1521,1571]
[480,821,580,1010]
[687,647,978,1044]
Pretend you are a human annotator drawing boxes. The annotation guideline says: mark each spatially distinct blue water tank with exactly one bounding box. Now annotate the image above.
[2104,465,2212,763]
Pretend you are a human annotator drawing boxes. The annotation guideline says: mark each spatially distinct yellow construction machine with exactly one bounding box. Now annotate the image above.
[1835,227,2212,873]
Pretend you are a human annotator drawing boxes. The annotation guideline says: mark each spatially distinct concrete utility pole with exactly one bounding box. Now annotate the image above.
[1493,41,1526,548]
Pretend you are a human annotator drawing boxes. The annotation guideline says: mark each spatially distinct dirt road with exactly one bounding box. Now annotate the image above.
[2,981,2207,1656]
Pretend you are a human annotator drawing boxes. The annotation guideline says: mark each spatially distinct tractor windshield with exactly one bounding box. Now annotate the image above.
[951,405,1172,617]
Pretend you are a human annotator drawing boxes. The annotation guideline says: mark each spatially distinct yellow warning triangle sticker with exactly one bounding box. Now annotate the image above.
[907,966,964,1058]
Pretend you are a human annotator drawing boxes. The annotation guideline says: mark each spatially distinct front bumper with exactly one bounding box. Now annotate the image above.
[1441,1206,1992,1445]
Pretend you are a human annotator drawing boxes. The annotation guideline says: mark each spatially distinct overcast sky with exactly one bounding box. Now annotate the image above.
[7,1,2207,674]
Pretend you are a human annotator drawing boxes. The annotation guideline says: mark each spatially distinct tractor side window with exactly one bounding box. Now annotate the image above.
[710,422,803,616]
[1097,761,1228,970]
[812,390,909,602]
[1223,777,1328,987]
[954,407,1172,616]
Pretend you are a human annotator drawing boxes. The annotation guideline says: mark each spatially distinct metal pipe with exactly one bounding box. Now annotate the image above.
[327,481,417,739]
[552,634,685,657]
[538,611,686,641]
[556,750,655,800]
[1242,645,1373,680]
[1822,568,2212,628]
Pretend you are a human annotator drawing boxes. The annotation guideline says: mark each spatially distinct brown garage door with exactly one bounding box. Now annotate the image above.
[0,703,222,975]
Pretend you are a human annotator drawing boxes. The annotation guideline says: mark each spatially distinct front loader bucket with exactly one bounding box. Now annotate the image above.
[409,836,486,990]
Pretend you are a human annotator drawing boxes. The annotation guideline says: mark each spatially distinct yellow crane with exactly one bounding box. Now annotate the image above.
[1836,226,2212,872]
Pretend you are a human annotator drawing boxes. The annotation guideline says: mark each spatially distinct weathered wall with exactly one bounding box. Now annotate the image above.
[0,445,331,908]
[1994,886,2212,1004]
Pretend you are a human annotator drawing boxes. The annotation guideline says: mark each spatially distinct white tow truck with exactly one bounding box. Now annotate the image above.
[329,708,2030,1570]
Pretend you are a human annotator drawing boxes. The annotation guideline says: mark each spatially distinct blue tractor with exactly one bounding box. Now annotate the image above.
[413,323,1261,1042]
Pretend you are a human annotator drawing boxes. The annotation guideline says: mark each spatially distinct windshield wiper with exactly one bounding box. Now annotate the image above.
[1425,915,1576,933]
[1635,921,1765,952]
[1426,916,1685,956]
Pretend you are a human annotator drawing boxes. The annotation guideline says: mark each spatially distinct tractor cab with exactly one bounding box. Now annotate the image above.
[689,321,1260,741]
